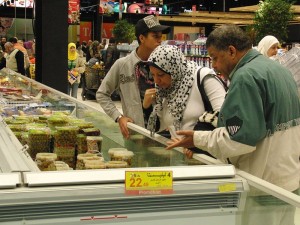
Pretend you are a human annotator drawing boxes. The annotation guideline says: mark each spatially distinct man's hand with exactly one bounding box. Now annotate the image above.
[166,130,195,150]
[118,116,133,139]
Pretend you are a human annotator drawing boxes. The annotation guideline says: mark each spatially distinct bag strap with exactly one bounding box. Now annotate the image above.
[197,68,228,112]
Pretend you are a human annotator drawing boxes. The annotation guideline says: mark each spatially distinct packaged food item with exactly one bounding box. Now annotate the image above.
[25,123,47,131]
[84,160,106,170]
[54,126,79,147]
[108,148,128,160]
[36,153,57,171]
[106,161,128,169]
[47,115,69,129]
[76,153,104,170]
[8,124,26,132]
[27,127,52,159]
[86,136,103,153]
[69,119,94,130]
[81,128,101,136]
[76,134,88,154]
[112,150,134,166]
[48,161,71,171]
[54,145,75,168]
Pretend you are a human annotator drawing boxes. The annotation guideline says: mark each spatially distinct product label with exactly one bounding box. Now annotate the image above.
[125,171,173,195]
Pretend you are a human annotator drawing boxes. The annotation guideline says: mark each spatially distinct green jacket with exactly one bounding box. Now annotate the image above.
[194,49,300,191]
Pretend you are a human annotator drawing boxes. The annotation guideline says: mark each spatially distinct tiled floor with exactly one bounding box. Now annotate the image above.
[76,88,123,114]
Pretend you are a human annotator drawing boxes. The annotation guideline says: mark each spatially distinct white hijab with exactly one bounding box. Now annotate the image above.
[257,35,279,57]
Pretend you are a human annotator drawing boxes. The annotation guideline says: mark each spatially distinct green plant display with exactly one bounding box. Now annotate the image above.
[253,0,294,44]
[112,19,136,44]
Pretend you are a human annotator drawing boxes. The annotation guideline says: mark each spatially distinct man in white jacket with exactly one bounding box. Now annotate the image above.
[96,15,170,139]
[167,25,300,225]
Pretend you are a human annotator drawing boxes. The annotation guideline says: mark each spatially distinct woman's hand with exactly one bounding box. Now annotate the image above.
[143,88,156,109]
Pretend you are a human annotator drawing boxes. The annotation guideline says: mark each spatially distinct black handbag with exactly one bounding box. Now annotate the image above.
[190,68,227,155]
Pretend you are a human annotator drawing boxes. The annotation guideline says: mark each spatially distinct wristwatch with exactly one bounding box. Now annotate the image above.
[115,115,123,123]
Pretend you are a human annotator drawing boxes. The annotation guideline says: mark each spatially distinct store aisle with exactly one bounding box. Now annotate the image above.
[76,88,123,114]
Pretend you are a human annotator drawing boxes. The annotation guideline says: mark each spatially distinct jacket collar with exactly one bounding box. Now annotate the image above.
[229,49,261,80]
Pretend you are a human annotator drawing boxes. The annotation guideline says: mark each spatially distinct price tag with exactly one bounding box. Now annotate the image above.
[125,171,173,195]
[218,183,237,192]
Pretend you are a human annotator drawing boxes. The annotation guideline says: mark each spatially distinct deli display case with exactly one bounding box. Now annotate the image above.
[0,68,299,225]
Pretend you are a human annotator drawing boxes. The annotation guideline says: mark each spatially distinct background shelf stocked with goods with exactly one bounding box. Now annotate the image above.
[165,37,212,68]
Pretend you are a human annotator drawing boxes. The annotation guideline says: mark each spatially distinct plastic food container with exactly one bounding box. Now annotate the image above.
[106,161,128,169]
[84,160,106,170]
[108,148,128,160]
[36,153,57,171]
[112,150,134,166]
[76,153,104,170]
[86,136,103,153]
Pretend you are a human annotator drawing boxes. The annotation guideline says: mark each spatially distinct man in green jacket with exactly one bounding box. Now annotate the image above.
[167,25,300,225]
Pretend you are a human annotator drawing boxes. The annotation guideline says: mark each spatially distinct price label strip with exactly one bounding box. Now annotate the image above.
[218,183,237,192]
[125,171,173,195]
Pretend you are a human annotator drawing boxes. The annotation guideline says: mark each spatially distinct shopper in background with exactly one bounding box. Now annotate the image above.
[103,37,120,73]
[9,37,30,76]
[0,45,5,70]
[81,41,88,57]
[0,36,6,50]
[85,40,93,62]
[88,40,101,63]
[4,41,25,75]
[277,42,289,56]
[99,38,108,50]
[145,45,226,157]
[67,42,85,98]
[257,35,279,58]
[96,15,170,139]
[166,24,300,225]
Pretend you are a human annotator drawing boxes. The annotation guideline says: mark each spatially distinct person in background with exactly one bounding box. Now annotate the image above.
[96,15,170,139]
[257,35,279,58]
[85,40,93,62]
[9,37,30,76]
[81,41,88,57]
[67,42,85,98]
[4,41,25,75]
[145,45,226,157]
[0,45,5,70]
[88,40,101,63]
[99,38,108,50]
[166,25,300,225]
[277,42,289,56]
[0,36,6,50]
[104,37,120,73]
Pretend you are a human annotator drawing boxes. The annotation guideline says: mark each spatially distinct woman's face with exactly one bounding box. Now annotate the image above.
[69,46,76,52]
[267,43,278,57]
[150,66,172,89]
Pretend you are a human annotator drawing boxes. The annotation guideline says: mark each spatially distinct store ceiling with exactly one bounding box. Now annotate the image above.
[159,4,300,26]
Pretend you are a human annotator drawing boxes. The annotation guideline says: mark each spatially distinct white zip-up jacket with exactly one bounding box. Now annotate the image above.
[96,49,145,127]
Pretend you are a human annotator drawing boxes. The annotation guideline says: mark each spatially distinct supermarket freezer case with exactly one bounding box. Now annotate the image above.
[0,165,248,224]
[0,69,249,224]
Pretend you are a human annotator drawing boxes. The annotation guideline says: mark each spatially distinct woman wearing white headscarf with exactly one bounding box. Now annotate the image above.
[145,45,226,139]
[257,35,279,58]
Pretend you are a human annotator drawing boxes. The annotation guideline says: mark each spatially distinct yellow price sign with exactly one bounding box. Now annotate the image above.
[125,171,173,195]
[218,183,237,192]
